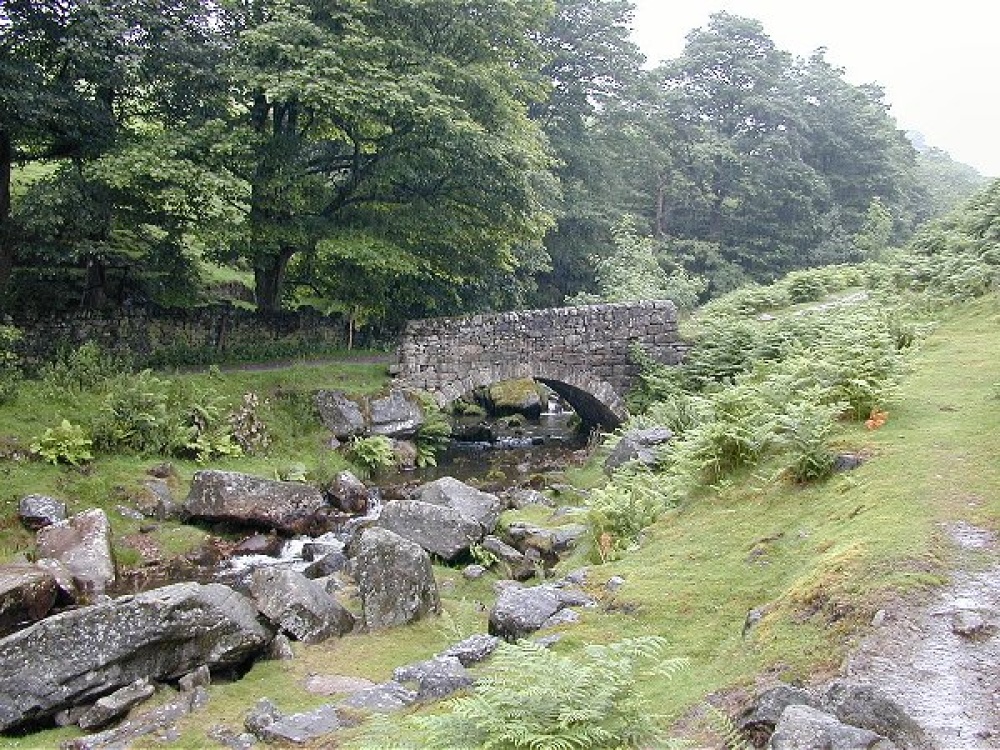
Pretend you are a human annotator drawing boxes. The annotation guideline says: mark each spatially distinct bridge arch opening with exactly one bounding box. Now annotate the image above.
[437,367,627,430]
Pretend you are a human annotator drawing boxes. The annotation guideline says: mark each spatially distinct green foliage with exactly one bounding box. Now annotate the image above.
[587,469,674,559]
[775,400,844,482]
[0,326,23,404]
[414,392,452,469]
[39,342,121,397]
[365,637,687,750]
[31,420,94,466]
[345,435,396,478]
[90,370,244,462]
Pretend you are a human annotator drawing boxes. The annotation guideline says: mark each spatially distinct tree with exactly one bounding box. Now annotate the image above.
[218,0,556,312]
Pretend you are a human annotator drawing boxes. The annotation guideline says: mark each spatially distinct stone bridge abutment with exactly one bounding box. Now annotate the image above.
[394,300,684,427]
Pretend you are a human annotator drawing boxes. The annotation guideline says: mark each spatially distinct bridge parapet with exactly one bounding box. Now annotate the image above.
[395,300,684,427]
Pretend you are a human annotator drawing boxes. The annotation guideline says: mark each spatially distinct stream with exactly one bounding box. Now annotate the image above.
[192,401,590,594]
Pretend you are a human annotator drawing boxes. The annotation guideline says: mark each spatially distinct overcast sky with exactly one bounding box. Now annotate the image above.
[630,1,1000,177]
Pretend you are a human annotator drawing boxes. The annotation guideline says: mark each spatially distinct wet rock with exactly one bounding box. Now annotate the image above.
[266,633,295,661]
[326,471,369,515]
[392,439,419,470]
[833,453,866,473]
[770,704,897,750]
[248,567,355,644]
[506,488,553,509]
[338,681,417,713]
[440,634,500,666]
[314,391,367,439]
[411,476,501,535]
[62,686,209,750]
[603,427,673,474]
[483,379,544,419]
[18,494,67,530]
[303,551,350,579]
[739,683,821,742]
[0,582,273,731]
[35,508,115,597]
[950,609,995,639]
[488,584,580,642]
[822,680,932,750]
[353,527,440,631]
[302,539,343,562]
[503,521,586,564]
[369,389,425,439]
[77,678,156,730]
[393,655,474,702]
[463,564,487,579]
[232,533,283,557]
[245,700,345,745]
[0,563,57,636]
[183,470,328,535]
[303,674,375,696]
[179,665,211,693]
[376,499,483,561]
[480,535,535,580]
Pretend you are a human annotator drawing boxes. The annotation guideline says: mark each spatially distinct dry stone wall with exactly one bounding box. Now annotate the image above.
[395,300,684,426]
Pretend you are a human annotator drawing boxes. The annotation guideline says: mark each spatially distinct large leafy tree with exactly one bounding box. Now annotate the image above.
[1,0,232,309]
[218,0,556,312]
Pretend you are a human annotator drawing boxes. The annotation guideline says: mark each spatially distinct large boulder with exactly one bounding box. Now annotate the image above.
[35,508,115,597]
[483,379,544,419]
[0,582,273,731]
[183,470,328,535]
[314,391,367,439]
[770,704,896,750]
[821,681,931,750]
[376,499,483,561]
[352,528,439,631]
[18,494,67,530]
[0,563,58,636]
[411,477,501,535]
[369,390,425,439]
[248,567,355,644]
[488,584,588,642]
[603,427,674,474]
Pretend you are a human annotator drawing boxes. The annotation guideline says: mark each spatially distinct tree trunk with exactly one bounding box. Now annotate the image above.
[0,130,15,295]
[253,246,296,313]
[81,255,108,309]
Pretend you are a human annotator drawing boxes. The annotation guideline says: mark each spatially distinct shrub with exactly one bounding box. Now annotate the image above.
[775,400,844,482]
[345,435,396,477]
[228,392,271,455]
[365,637,687,750]
[31,419,94,466]
[587,468,673,559]
[40,341,122,396]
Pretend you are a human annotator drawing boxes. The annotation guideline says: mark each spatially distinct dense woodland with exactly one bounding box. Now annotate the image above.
[0,0,990,326]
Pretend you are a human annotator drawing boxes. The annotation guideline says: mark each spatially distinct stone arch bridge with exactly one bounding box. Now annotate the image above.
[394,300,685,427]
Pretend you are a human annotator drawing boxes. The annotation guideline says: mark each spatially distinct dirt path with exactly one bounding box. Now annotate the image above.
[843,522,1000,748]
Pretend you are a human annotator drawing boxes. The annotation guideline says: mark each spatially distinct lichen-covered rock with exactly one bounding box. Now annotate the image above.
[393,655,473,701]
[314,391,367,439]
[353,528,439,631]
[488,584,587,642]
[821,681,931,750]
[376,499,483,561]
[0,582,273,731]
[326,470,369,515]
[18,494,67,530]
[183,470,328,535]
[603,427,673,474]
[0,563,58,636]
[770,704,897,750]
[248,567,355,644]
[411,476,501,535]
[368,390,425,438]
[76,678,156,730]
[35,509,115,597]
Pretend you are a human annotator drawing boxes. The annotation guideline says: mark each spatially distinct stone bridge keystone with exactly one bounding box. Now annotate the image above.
[394,300,684,428]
